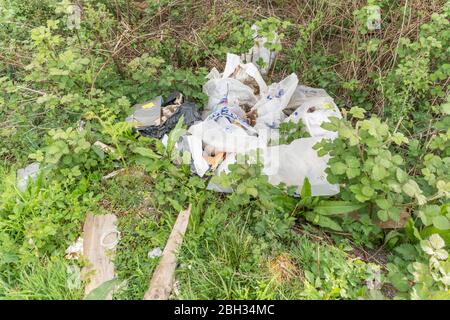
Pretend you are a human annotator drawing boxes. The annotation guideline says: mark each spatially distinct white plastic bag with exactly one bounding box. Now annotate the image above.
[203,78,257,111]
[284,96,341,138]
[241,24,280,76]
[189,120,261,154]
[262,137,339,196]
[253,73,299,130]
[182,135,210,177]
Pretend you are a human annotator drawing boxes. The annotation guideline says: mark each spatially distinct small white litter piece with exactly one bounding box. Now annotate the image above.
[16,162,40,192]
[366,5,381,31]
[241,24,280,75]
[148,247,163,259]
[65,237,84,260]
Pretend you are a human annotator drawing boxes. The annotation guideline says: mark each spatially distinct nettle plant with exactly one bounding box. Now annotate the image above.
[314,107,426,224]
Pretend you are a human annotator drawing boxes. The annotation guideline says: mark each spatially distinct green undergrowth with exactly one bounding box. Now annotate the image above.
[1,0,449,300]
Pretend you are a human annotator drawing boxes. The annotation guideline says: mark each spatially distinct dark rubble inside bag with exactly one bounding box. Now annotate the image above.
[136,101,202,140]
[131,92,202,140]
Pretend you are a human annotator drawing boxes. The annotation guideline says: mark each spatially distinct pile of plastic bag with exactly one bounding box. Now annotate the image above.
[127,51,342,196]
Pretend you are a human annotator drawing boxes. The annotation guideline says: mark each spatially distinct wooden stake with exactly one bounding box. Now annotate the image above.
[144,205,192,300]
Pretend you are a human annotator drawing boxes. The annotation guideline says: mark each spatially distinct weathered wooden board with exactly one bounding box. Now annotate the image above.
[82,213,118,299]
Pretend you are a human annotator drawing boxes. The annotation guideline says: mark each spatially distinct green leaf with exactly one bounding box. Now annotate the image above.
[168,198,182,212]
[305,212,343,231]
[372,165,387,181]
[377,210,389,222]
[429,233,445,249]
[300,177,312,198]
[314,201,366,216]
[349,106,365,119]
[388,272,410,292]
[330,162,346,175]
[84,278,123,300]
[432,216,450,230]
[375,198,392,210]
[133,147,161,159]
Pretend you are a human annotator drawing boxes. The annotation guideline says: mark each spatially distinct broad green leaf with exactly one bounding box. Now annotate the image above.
[375,198,391,210]
[314,201,366,216]
[432,216,450,230]
[388,272,409,292]
[133,147,161,159]
[305,212,343,231]
[377,210,389,222]
[349,106,365,119]
[84,278,123,300]
[300,177,312,198]
[330,162,346,175]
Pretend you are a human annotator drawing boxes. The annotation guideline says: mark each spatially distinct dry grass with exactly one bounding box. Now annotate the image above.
[267,253,303,284]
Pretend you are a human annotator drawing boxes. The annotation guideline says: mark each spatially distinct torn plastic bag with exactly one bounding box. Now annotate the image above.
[126,96,163,127]
[188,119,262,154]
[182,135,210,177]
[203,78,257,112]
[262,137,339,196]
[137,102,202,140]
[17,162,40,192]
[222,53,268,95]
[206,67,221,80]
[241,24,280,76]
[284,96,341,139]
[284,85,331,116]
[203,53,268,112]
[253,73,299,130]
[206,104,257,136]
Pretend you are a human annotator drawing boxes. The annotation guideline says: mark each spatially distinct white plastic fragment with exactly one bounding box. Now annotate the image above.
[203,53,269,112]
[16,162,40,192]
[65,237,84,260]
[366,5,381,31]
[241,24,280,75]
[284,96,342,139]
[262,137,339,196]
[253,73,299,130]
[148,247,163,259]
[183,135,210,177]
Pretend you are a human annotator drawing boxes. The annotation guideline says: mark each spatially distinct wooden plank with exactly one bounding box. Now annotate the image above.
[144,205,192,300]
[82,213,118,299]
